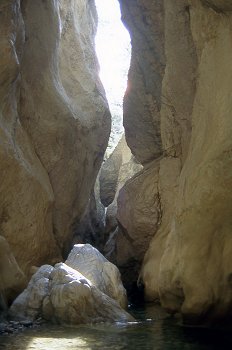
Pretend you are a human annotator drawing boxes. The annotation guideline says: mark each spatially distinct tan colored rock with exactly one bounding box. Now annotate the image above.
[99,135,131,207]
[117,161,161,262]
[109,161,161,291]
[0,0,110,278]
[20,0,110,253]
[119,0,165,164]
[103,136,142,238]
[65,244,127,309]
[157,1,232,323]
[0,0,61,274]
[43,263,133,325]
[120,0,232,324]
[9,248,133,324]
[9,265,53,321]
[140,158,181,302]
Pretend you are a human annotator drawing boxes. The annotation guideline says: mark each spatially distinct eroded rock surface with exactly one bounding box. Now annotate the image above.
[119,0,165,164]
[0,0,110,279]
[118,0,232,324]
[9,245,132,325]
[65,244,127,309]
[20,0,111,253]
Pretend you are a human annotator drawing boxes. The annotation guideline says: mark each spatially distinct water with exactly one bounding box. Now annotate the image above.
[0,305,232,350]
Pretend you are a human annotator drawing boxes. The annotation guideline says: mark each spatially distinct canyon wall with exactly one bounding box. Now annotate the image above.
[119,0,232,324]
[0,0,110,296]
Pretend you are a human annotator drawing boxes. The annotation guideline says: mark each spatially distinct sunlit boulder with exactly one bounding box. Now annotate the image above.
[65,244,127,309]
[9,245,132,324]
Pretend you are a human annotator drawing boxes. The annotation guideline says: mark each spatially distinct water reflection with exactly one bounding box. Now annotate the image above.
[1,305,232,350]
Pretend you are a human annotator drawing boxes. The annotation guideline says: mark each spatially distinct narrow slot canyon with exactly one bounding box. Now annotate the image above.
[1,0,232,349]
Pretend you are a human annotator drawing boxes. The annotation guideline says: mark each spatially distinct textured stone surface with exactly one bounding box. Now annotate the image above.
[118,0,232,324]
[102,135,142,238]
[9,265,53,321]
[117,162,161,262]
[44,263,132,325]
[65,244,127,309]
[0,0,110,278]
[201,0,232,11]
[99,135,130,207]
[0,0,61,274]
[20,0,111,253]
[71,176,106,251]
[109,161,161,291]
[119,0,165,164]
[9,248,132,324]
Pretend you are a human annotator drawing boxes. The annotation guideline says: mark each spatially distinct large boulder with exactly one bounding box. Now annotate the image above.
[8,265,53,321]
[106,162,161,292]
[99,135,131,207]
[43,263,132,325]
[65,244,127,309]
[9,246,132,325]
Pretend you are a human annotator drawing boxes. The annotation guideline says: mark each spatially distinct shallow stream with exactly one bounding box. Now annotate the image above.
[0,305,232,350]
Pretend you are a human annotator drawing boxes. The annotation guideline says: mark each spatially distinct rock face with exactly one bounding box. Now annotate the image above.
[99,136,143,291]
[71,176,106,251]
[120,0,165,164]
[9,245,132,324]
[65,244,127,309]
[118,0,232,324]
[0,236,26,307]
[0,0,110,284]
[100,135,142,238]
[20,0,111,255]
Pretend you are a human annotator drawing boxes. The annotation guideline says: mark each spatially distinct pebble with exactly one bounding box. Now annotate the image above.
[0,318,41,335]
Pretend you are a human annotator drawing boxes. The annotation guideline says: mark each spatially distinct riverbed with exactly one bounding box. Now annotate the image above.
[0,305,231,350]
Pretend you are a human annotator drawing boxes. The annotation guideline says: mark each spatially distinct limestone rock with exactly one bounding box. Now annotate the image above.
[9,265,53,321]
[71,176,106,252]
[110,162,161,290]
[9,251,133,325]
[43,263,132,325]
[99,135,131,207]
[117,162,161,262]
[140,158,181,302]
[120,0,232,324]
[0,0,61,276]
[65,244,127,309]
[119,0,165,164]
[20,0,111,253]
[102,136,142,238]
[0,0,110,278]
